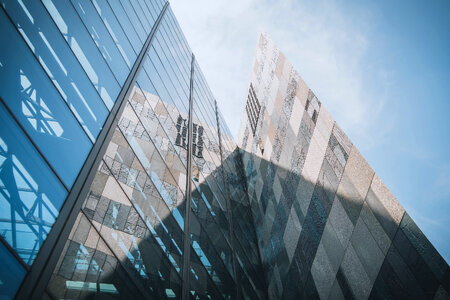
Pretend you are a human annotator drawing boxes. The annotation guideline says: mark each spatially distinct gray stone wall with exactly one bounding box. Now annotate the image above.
[238,33,449,299]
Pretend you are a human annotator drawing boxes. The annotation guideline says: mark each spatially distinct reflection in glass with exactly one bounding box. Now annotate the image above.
[1,0,109,142]
[71,0,130,86]
[47,213,145,300]
[0,242,26,299]
[0,103,66,264]
[0,10,91,188]
[42,0,120,109]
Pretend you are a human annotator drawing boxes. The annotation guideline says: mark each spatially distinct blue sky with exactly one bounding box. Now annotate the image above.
[170,0,450,262]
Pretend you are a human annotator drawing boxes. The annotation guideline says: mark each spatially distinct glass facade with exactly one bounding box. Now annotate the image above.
[0,1,265,299]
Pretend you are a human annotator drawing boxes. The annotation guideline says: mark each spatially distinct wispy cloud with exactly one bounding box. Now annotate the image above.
[170,0,394,147]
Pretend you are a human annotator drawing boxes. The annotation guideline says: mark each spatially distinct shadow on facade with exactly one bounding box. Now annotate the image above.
[43,138,449,299]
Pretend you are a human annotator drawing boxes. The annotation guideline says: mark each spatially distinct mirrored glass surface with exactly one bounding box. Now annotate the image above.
[0,243,26,299]
[0,102,67,264]
[71,0,130,86]
[1,0,109,142]
[0,11,91,188]
[42,0,121,109]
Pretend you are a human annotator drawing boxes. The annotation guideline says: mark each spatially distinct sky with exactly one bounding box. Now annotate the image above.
[169,0,450,263]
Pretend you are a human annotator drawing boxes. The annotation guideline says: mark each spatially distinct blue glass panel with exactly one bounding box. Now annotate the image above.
[0,11,91,188]
[138,0,158,22]
[0,243,26,299]
[103,0,143,54]
[129,0,153,33]
[42,0,120,109]
[109,0,146,43]
[1,0,108,142]
[91,0,137,68]
[71,0,130,86]
[0,103,67,264]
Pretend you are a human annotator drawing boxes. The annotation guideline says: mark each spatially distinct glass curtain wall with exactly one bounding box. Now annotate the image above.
[0,0,266,299]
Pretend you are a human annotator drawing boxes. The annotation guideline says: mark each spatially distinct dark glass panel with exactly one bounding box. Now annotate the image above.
[1,0,109,142]
[0,103,66,264]
[0,11,91,188]
[42,0,120,109]
[0,243,26,299]
[71,0,130,85]
[92,0,141,58]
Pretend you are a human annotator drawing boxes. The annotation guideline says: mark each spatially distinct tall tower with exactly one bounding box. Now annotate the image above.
[238,33,449,299]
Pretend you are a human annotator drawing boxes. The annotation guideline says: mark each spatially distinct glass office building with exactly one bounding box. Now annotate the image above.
[0,1,448,300]
[0,1,265,299]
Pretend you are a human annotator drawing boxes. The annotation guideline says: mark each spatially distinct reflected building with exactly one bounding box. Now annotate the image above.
[0,1,448,300]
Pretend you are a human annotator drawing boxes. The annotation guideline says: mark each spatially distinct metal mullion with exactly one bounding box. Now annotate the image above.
[146,49,188,112]
[129,0,152,32]
[164,10,192,61]
[90,1,137,68]
[14,3,169,299]
[133,77,229,222]
[138,53,227,299]
[155,34,190,98]
[116,106,187,211]
[160,18,191,77]
[153,36,190,102]
[166,9,192,59]
[140,0,158,22]
[181,54,195,300]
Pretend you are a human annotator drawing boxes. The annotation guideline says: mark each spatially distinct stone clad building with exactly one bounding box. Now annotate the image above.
[238,34,449,299]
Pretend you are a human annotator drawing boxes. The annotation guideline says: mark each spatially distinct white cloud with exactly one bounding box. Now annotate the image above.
[169,0,393,148]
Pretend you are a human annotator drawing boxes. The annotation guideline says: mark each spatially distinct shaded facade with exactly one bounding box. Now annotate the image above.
[238,34,450,299]
[0,1,265,299]
[0,1,448,299]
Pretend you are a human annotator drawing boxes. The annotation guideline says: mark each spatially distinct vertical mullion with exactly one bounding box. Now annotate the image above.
[181,53,195,300]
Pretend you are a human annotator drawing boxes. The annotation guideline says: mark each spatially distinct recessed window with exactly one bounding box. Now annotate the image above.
[246,83,261,136]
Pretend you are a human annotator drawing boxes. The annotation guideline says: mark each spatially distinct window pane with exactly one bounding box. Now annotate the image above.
[71,0,130,85]
[91,0,137,68]
[0,243,26,299]
[1,0,108,142]
[0,102,67,264]
[102,0,143,54]
[0,11,91,188]
[108,0,146,44]
[42,0,121,109]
